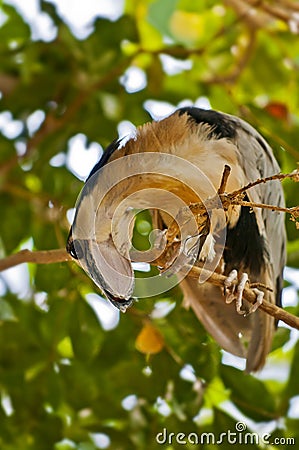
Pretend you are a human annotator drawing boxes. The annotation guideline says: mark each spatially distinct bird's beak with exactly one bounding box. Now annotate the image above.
[102,291,135,312]
[73,235,135,311]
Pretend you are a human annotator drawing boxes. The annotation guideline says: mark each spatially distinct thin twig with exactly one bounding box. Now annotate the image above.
[218,165,232,194]
[232,199,299,217]
[230,169,299,197]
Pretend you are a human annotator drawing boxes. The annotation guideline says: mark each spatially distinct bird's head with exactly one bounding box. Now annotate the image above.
[67,230,135,312]
[66,155,137,312]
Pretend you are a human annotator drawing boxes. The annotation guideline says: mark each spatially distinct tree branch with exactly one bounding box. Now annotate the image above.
[0,246,298,330]
[188,266,299,330]
[0,248,72,272]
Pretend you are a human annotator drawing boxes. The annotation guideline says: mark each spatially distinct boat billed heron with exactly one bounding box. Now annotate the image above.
[67,107,286,371]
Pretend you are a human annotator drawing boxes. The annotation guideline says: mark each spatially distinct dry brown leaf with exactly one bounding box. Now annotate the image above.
[135,323,164,355]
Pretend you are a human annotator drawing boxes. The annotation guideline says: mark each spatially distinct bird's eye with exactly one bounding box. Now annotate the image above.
[70,242,78,259]
[66,237,79,259]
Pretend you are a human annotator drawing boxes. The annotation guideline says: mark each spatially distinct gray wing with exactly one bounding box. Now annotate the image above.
[231,114,286,300]
[177,108,286,371]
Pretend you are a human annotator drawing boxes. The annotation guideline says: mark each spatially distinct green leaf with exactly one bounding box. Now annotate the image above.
[35,263,70,293]
[0,4,30,43]
[70,298,104,362]
[57,336,74,358]
[0,298,17,322]
[271,327,291,352]
[78,443,96,450]
[212,408,261,450]
[54,440,77,450]
[220,365,277,421]
[284,340,299,398]
[148,0,178,36]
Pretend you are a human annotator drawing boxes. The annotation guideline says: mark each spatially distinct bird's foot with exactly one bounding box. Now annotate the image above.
[224,269,264,315]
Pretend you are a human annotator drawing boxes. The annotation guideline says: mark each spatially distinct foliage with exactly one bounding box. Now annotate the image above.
[0,1,299,449]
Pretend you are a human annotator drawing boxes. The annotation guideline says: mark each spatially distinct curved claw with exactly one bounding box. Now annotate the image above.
[224,269,238,296]
[249,288,264,313]
[235,273,249,315]
[224,270,249,315]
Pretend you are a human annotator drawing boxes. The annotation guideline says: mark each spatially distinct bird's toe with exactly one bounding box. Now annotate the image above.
[223,270,250,315]
[249,288,264,313]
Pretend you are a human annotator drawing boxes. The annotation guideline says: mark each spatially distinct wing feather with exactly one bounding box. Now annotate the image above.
[176,108,286,370]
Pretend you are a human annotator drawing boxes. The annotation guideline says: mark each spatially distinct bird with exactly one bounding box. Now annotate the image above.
[67,107,286,371]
